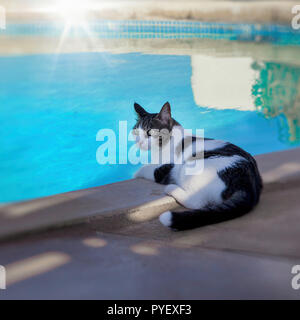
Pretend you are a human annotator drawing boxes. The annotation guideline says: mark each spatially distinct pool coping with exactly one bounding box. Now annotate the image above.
[1,37,300,66]
[0,147,300,242]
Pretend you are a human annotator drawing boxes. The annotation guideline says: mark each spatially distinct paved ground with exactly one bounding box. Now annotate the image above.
[0,226,299,300]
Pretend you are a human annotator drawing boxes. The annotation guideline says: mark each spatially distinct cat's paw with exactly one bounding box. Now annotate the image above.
[164,184,178,196]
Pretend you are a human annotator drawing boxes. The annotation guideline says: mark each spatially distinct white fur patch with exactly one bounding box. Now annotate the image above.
[159,211,172,227]
[136,126,151,151]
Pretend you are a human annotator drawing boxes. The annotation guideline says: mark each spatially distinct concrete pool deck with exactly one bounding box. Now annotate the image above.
[1,225,299,299]
[0,148,300,299]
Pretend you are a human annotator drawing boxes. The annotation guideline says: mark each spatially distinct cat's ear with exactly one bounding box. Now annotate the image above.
[156,102,171,123]
[134,103,148,118]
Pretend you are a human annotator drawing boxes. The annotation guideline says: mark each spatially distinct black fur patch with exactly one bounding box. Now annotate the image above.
[206,143,263,200]
[154,164,174,185]
[218,159,262,205]
[179,136,213,158]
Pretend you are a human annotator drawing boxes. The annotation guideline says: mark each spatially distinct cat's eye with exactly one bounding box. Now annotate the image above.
[146,129,151,137]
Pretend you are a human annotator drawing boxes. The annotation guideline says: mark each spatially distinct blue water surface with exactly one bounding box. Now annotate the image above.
[0,52,298,202]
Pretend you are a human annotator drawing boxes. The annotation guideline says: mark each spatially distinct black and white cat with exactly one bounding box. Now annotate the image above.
[133,102,263,231]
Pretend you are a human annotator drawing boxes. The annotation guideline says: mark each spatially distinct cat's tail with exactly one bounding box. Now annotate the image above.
[159,194,256,231]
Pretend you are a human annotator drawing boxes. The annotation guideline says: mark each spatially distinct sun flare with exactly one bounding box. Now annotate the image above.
[49,0,97,54]
[54,0,91,25]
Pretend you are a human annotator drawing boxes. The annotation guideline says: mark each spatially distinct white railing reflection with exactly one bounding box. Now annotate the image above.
[0,5,5,30]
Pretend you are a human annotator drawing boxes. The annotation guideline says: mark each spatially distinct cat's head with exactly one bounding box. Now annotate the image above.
[132,102,180,150]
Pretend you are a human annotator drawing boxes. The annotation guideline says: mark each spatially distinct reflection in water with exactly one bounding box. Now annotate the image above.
[252,62,300,145]
[191,55,257,111]
[191,55,300,145]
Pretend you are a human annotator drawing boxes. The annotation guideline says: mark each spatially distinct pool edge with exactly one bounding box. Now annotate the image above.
[0,147,300,242]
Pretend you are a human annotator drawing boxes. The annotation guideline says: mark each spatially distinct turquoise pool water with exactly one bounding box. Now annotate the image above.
[1,25,300,203]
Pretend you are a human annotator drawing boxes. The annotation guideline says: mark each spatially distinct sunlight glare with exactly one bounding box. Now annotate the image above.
[54,0,91,25]
[51,0,97,54]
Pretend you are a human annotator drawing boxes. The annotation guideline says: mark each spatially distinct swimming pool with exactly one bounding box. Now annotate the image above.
[1,21,300,203]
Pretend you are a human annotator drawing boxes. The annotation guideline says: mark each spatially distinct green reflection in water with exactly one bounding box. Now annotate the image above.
[252,61,300,145]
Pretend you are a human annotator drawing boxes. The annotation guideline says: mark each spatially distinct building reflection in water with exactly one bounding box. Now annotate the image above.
[252,61,300,145]
[191,55,257,111]
[191,54,300,145]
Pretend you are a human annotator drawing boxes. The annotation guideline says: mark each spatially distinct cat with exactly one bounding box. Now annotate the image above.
[132,102,263,231]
